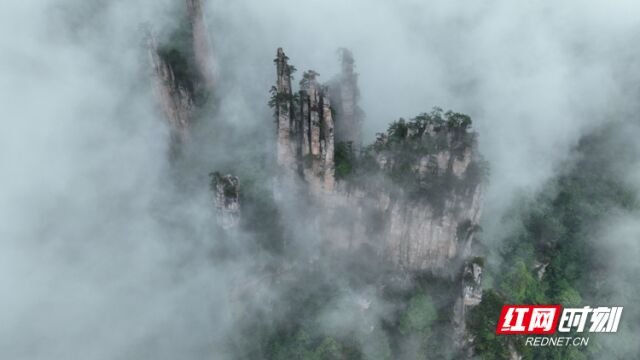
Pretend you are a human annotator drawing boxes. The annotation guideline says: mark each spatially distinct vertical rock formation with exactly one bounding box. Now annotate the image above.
[321,95,335,189]
[299,71,335,192]
[272,49,335,192]
[269,48,484,272]
[461,260,483,307]
[185,0,215,89]
[329,48,363,152]
[274,48,296,171]
[307,75,321,157]
[383,187,483,270]
[359,113,485,271]
[147,0,215,148]
[210,172,240,229]
[147,32,193,144]
[453,259,484,353]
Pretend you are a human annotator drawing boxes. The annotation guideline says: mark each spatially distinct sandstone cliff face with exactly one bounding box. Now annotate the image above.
[383,188,482,270]
[453,259,484,353]
[148,0,214,145]
[148,33,193,143]
[210,173,240,229]
[328,48,363,151]
[185,0,215,89]
[271,48,485,272]
[273,49,335,192]
[274,48,296,171]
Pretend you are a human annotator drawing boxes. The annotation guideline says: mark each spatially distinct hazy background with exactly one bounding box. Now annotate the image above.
[1,0,640,358]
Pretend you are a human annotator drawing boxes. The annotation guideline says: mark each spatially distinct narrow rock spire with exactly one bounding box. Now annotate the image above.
[307,73,321,157]
[321,94,335,190]
[210,172,241,230]
[271,50,337,192]
[146,31,192,145]
[274,48,296,170]
[330,48,363,152]
[185,0,215,89]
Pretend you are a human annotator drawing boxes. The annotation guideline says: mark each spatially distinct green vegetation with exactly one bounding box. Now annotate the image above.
[156,13,209,106]
[268,86,298,112]
[468,123,640,359]
[157,47,196,92]
[212,105,489,358]
[335,108,488,211]
[288,65,297,80]
[334,141,356,180]
[272,54,297,80]
[209,172,239,199]
[299,70,320,90]
[399,294,437,335]
[457,220,482,243]
[212,113,639,359]
[467,290,510,359]
[383,273,464,359]
[222,247,465,360]
[242,269,441,360]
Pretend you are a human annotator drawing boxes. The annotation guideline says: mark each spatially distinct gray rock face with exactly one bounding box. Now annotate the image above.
[210,173,240,230]
[328,48,363,151]
[327,172,482,272]
[453,259,484,354]
[147,0,215,146]
[185,0,215,89]
[271,48,484,272]
[462,261,483,306]
[273,50,335,193]
[342,126,483,271]
[147,32,193,143]
[383,189,482,271]
[274,48,296,171]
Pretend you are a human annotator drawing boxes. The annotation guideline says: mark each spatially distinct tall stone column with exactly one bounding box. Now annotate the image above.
[186,0,215,89]
[321,95,335,190]
[275,48,295,170]
[147,31,193,144]
[331,48,363,152]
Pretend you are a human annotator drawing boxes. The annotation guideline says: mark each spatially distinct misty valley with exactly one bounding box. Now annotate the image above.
[3,1,640,360]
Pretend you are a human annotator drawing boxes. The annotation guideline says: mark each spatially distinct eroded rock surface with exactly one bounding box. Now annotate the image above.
[328,48,364,152]
[147,0,215,146]
[147,32,193,144]
[185,0,215,89]
[270,48,485,272]
[273,49,335,193]
[210,172,240,230]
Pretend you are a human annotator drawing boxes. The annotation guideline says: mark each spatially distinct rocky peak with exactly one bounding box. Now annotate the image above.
[269,49,485,272]
[453,258,484,353]
[147,0,215,149]
[185,0,215,89]
[329,48,363,152]
[210,172,240,230]
[462,259,483,306]
[273,48,296,171]
[147,31,193,144]
[271,49,335,192]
